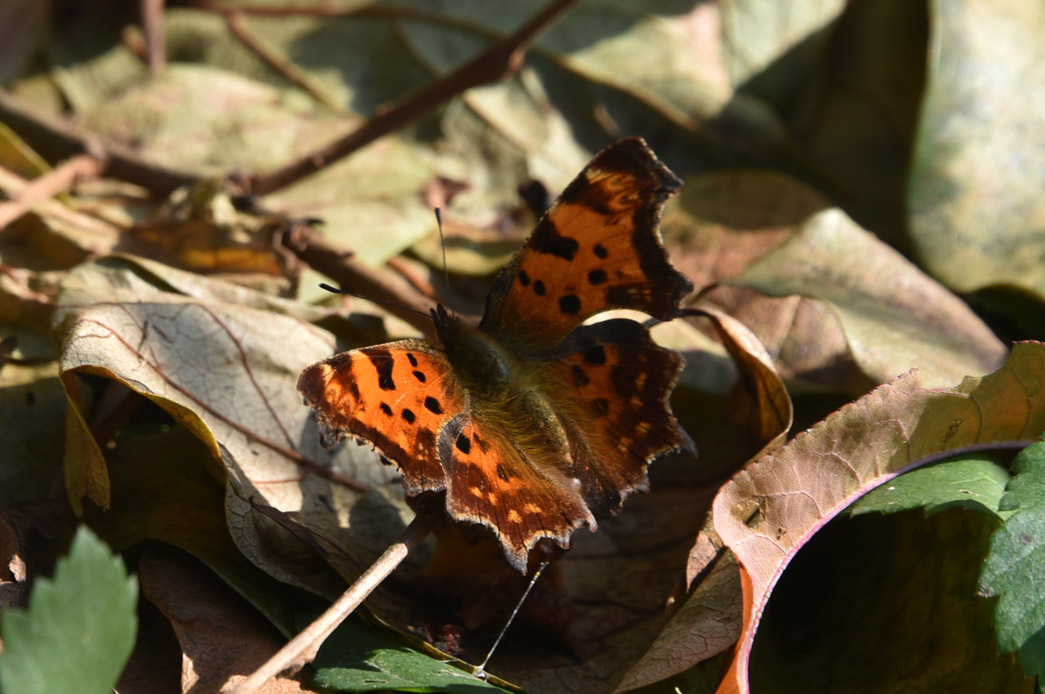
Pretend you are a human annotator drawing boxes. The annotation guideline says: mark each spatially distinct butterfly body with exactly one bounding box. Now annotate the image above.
[300,137,695,572]
[434,306,514,396]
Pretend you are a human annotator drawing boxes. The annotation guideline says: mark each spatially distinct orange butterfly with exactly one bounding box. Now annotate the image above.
[299,137,694,572]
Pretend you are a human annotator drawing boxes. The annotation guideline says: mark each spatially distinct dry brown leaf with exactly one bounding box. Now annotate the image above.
[712,341,1045,693]
[140,544,319,694]
[53,256,411,599]
[730,208,1007,390]
[686,302,793,459]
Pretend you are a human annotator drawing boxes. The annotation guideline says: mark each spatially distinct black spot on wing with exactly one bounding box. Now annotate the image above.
[559,294,581,315]
[593,243,609,259]
[588,269,607,285]
[530,218,579,261]
[424,396,443,414]
[368,350,396,391]
[379,402,393,416]
[571,365,590,387]
[518,269,530,287]
[407,353,418,367]
[402,408,416,424]
[533,280,546,297]
[455,434,471,455]
[496,464,512,482]
[583,344,607,365]
[413,370,427,383]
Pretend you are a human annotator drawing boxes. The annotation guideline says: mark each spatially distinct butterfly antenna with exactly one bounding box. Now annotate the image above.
[318,283,431,320]
[434,208,456,318]
[473,561,549,680]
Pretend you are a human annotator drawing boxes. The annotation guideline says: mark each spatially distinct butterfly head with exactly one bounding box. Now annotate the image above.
[431,304,513,396]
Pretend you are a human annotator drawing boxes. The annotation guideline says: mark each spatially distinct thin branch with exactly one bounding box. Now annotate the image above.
[386,256,439,301]
[0,92,195,196]
[224,10,344,112]
[0,155,104,229]
[231,513,435,694]
[282,224,439,337]
[248,0,582,195]
[140,0,167,74]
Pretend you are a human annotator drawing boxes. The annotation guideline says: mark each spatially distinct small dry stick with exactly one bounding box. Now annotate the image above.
[281,224,437,336]
[140,0,167,74]
[224,10,343,112]
[248,0,582,195]
[0,155,105,230]
[232,513,435,694]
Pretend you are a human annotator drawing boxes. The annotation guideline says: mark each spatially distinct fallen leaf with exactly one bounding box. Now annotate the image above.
[908,0,1045,306]
[979,441,1045,681]
[53,256,412,598]
[730,208,1007,389]
[140,543,319,694]
[713,341,1045,693]
[686,302,793,459]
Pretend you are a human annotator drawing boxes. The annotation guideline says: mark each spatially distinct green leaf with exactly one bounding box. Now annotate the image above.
[312,618,509,693]
[0,526,138,694]
[979,441,1045,680]
[852,456,1011,519]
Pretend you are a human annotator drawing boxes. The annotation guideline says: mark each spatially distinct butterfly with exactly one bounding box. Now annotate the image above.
[298,137,695,573]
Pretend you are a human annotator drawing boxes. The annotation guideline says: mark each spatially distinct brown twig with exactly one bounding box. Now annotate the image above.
[140,0,167,74]
[0,92,195,196]
[386,256,439,301]
[282,224,438,337]
[231,512,435,694]
[223,10,343,112]
[0,155,105,229]
[247,0,583,195]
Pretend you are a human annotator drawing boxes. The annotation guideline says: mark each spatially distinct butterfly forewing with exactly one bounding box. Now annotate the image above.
[297,341,462,496]
[480,137,693,351]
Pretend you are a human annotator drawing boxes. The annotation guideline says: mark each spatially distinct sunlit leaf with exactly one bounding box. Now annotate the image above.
[852,456,1011,519]
[0,526,137,694]
[980,441,1045,681]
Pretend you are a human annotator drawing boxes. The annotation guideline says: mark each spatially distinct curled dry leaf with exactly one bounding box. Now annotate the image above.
[685,302,793,460]
[613,302,790,690]
[730,208,1007,390]
[712,341,1045,694]
[53,256,411,602]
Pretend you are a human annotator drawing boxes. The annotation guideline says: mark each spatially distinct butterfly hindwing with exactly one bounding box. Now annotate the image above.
[437,412,594,572]
[536,319,695,513]
[480,137,693,351]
